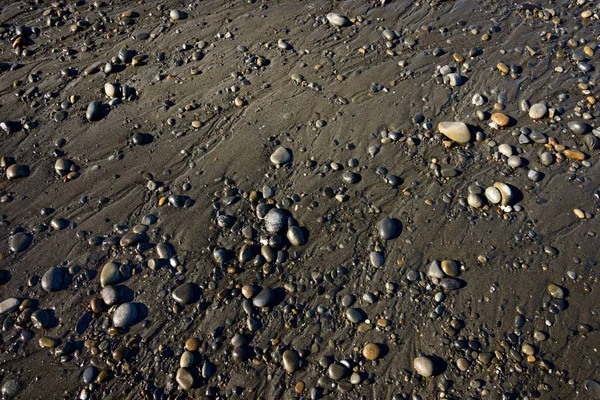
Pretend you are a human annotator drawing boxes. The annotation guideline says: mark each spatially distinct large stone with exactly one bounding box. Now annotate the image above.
[438,121,471,143]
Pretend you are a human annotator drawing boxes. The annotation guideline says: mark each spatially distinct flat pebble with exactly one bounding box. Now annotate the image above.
[172,282,201,305]
[0,298,20,315]
[437,121,471,143]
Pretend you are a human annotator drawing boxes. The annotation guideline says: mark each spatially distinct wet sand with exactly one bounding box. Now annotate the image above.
[1,0,599,399]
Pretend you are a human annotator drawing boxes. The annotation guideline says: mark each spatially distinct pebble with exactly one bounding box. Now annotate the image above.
[253,287,274,307]
[264,208,287,233]
[9,232,32,252]
[377,217,401,240]
[170,10,185,21]
[172,282,201,305]
[437,121,471,143]
[41,267,63,292]
[82,366,99,384]
[439,278,462,290]
[527,169,544,182]
[326,13,351,27]
[370,251,384,268]
[1,380,20,398]
[112,303,137,328]
[270,147,292,166]
[0,298,20,315]
[100,262,121,287]
[86,101,103,122]
[441,260,460,277]
[345,308,366,323]
[176,368,194,390]
[413,356,435,377]
[484,187,502,204]
[6,164,29,179]
[427,260,444,279]
[567,121,588,135]
[180,351,195,368]
[39,337,58,348]
[547,284,564,299]
[491,113,510,127]
[528,103,547,120]
[102,285,119,306]
[467,193,483,208]
[287,226,306,246]
[282,349,300,373]
[493,182,514,206]
[362,343,381,360]
[327,363,348,380]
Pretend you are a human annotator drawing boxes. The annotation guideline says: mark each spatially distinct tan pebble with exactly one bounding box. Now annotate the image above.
[234,97,244,107]
[581,10,592,18]
[362,343,381,360]
[491,113,510,127]
[496,62,509,74]
[295,381,305,393]
[583,46,594,57]
[574,209,585,219]
[452,53,464,63]
[39,337,58,348]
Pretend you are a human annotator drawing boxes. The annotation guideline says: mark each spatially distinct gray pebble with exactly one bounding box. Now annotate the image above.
[264,208,287,233]
[41,267,63,292]
[9,232,32,252]
[172,282,201,305]
[377,217,401,240]
[345,308,366,323]
[112,303,137,328]
[253,287,274,307]
[0,298,20,315]
[270,147,292,166]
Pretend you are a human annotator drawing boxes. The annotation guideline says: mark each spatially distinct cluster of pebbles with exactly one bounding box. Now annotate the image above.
[1,0,600,399]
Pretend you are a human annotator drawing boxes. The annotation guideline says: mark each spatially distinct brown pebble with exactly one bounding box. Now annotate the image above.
[491,112,510,127]
[563,149,586,160]
[295,381,305,393]
[90,297,106,314]
[185,338,200,352]
[362,343,382,360]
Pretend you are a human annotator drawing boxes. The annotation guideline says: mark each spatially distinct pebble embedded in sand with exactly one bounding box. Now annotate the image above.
[437,121,471,143]
[413,356,435,377]
[270,147,292,166]
[491,112,510,127]
[326,13,351,27]
[529,103,548,119]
